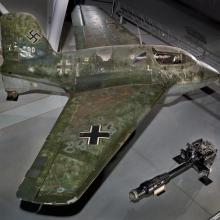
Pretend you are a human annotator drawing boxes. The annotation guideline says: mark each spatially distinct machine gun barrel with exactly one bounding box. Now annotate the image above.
[129,161,193,202]
[129,139,217,203]
[168,161,193,179]
[129,173,170,202]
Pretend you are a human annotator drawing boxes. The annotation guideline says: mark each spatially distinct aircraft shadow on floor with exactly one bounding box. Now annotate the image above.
[164,86,220,121]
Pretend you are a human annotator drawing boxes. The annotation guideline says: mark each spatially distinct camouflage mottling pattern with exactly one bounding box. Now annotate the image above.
[1,12,53,61]
[17,84,164,204]
[72,5,139,50]
[0,6,219,205]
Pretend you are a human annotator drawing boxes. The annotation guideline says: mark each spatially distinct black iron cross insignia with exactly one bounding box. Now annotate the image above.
[79,125,110,145]
[26,30,42,44]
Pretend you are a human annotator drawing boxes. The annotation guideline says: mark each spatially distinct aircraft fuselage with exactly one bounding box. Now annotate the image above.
[1,44,219,96]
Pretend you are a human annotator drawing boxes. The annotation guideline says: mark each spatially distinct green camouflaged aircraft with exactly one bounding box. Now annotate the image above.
[0,5,219,205]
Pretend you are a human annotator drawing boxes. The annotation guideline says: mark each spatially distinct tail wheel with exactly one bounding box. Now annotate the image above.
[6,90,19,101]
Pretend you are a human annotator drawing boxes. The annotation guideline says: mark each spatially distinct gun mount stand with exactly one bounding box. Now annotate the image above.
[129,139,217,202]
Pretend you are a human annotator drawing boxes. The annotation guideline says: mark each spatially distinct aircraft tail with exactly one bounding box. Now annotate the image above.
[0,12,55,64]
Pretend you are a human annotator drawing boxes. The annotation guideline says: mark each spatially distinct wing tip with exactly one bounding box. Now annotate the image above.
[16,177,80,206]
[17,196,80,206]
[17,187,79,206]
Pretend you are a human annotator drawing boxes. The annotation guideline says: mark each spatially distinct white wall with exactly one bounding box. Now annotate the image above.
[47,0,69,51]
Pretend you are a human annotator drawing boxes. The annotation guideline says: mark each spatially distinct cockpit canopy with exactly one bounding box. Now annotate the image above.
[131,45,195,67]
[152,47,192,65]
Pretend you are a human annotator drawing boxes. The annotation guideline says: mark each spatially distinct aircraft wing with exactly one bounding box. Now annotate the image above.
[71,5,139,50]
[17,83,167,205]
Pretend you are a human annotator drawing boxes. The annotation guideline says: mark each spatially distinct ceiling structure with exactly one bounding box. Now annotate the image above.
[178,0,220,22]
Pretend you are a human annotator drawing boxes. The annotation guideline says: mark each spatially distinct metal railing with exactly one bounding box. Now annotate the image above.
[115,2,220,71]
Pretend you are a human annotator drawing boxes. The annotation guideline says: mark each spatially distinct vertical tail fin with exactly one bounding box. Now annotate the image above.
[1,12,55,63]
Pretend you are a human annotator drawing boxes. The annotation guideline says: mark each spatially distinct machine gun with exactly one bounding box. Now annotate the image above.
[129,139,217,202]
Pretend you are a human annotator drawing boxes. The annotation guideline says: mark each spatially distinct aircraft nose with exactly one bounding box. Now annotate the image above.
[198,61,219,82]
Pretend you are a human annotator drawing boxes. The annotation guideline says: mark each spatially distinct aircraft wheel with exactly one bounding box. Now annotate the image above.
[6,90,19,101]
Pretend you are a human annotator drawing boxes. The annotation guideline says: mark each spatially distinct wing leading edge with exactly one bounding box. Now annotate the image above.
[17,84,166,205]
[71,5,139,50]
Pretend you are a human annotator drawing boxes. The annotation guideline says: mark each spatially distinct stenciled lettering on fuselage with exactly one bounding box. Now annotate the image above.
[20,46,36,58]
[7,42,36,58]
[26,30,42,44]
